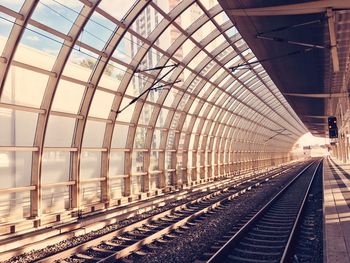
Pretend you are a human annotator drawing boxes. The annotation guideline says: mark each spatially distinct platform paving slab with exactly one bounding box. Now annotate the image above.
[324,157,350,263]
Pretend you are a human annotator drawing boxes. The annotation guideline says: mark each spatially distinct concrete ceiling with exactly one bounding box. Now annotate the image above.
[219,0,350,137]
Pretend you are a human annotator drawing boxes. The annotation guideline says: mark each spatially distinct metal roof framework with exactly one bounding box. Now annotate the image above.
[0,0,307,222]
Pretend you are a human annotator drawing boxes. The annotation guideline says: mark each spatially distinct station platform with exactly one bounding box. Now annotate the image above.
[324,157,350,263]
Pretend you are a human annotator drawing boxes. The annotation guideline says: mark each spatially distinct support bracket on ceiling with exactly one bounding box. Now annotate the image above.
[256,35,326,49]
[303,115,329,118]
[229,48,314,72]
[326,8,340,72]
[227,1,343,73]
[255,18,327,49]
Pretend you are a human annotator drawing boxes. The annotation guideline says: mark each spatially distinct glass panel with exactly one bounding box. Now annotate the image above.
[0,109,38,146]
[131,5,162,39]
[42,186,69,214]
[0,191,30,223]
[117,98,136,122]
[0,15,15,54]
[138,103,154,126]
[178,132,186,150]
[165,151,173,169]
[98,0,135,21]
[179,3,204,30]
[151,129,162,149]
[150,151,159,171]
[157,0,178,13]
[112,32,133,63]
[0,151,32,188]
[98,61,126,91]
[41,151,70,184]
[156,108,168,128]
[163,89,179,108]
[132,152,144,172]
[225,26,239,38]
[45,116,75,147]
[178,38,196,60]
[109,152,125,175]
[198,83,212,98]
[52,80,85,114]
[82,120,106,147]
[200,0,219,10]
[14,25,62,71]
[192,20,216,43]
[126,34,146,62]
[166,130,176,150]
[80,11,115,51]
[206,34,226,53]
[81,181,101,205]
[176,169,184,185]
[131,175,142,194]
[110,178,124,199]
[188,98,200,114]
[213,11,230,25]
[134,127,147,148]
[89,90,114,119]
[165,171,174,186]
[33,0,83,34]
[1,0,25,12]
[188,50,206,70]
[126,75,143,97]
[80,151,101,179]
[156,24,180,51]
[111,124,129,148]
[150,174,159,190]
[62,46,98,82]
[188,152,193,166]
[2,66,48,107]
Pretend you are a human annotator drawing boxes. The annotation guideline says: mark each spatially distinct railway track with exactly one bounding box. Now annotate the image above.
[2,165,289,262]
[207,159,322,263]
[34,163,308,263]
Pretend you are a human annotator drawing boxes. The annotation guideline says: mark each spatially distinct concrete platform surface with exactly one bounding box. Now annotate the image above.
[324,157,350,263]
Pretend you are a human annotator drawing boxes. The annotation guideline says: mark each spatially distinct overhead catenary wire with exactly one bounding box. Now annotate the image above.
[257,18,326,36]
[230,48,315,72]
[117,64,180,114]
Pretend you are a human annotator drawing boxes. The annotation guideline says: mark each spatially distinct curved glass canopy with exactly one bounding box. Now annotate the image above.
[0,0,307,223]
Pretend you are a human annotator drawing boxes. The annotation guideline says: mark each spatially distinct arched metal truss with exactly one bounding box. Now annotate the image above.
[0,0,307,223]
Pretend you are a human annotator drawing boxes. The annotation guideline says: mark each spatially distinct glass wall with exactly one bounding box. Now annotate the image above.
[0,0,307,223]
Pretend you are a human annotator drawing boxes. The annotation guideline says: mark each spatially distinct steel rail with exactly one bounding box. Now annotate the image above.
[207,159,321,263]
[35,162,304,263]
[280,159,322,262]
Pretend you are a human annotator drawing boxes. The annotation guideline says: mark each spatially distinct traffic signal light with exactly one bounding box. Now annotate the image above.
[328,116,338,138]
[328,116,337,129]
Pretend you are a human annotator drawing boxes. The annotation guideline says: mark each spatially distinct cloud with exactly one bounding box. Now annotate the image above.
[40,0,82,8]
[42,48,59,55]
[26,35,40,41]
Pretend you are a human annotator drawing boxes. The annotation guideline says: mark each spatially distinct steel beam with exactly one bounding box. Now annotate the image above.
[327,8,340,72]
[227,0,350,16]
[284,92,347,98]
